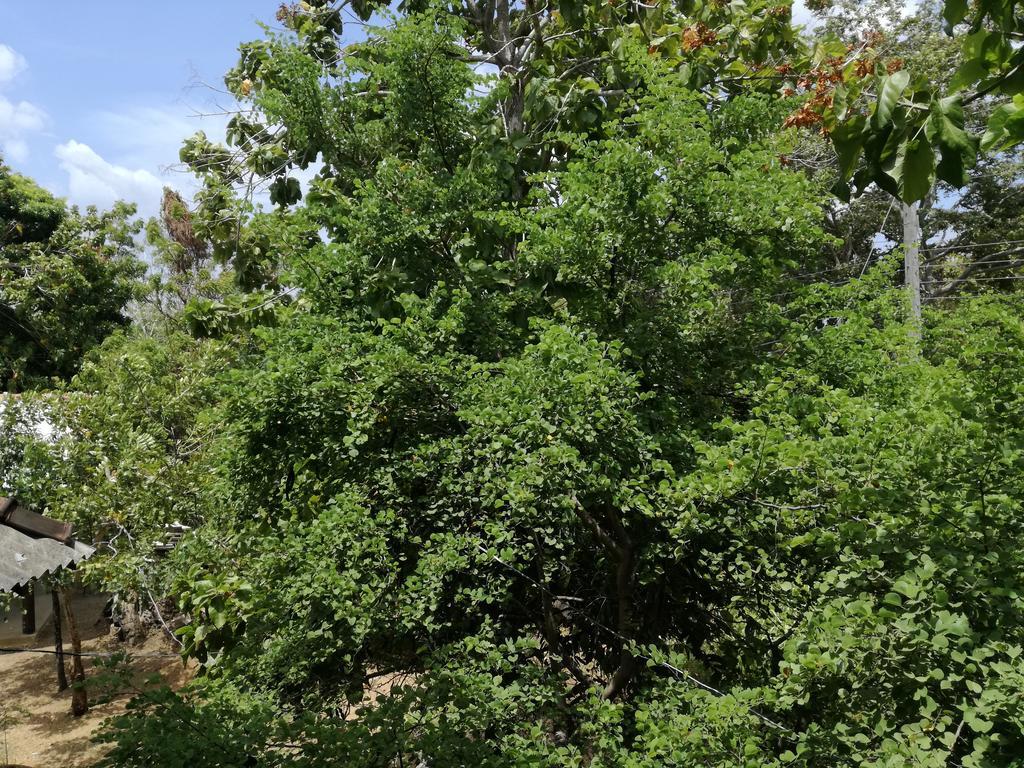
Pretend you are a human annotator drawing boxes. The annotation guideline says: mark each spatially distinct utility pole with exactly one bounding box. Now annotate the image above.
[902,200,922,335]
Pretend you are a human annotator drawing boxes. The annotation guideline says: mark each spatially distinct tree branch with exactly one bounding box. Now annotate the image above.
[929,246,1024,296]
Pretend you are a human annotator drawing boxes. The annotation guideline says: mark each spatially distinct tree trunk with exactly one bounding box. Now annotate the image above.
[51,585,68,691]
[602,541,637,700]
[59,586,88,716]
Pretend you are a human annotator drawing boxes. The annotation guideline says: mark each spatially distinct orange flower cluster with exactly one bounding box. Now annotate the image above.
[886,58,904,74]
[782,56,845,134]
[863,29,885,48]
[795,56,845,90]
[682,23,718,52]
[853,57,875,78]
[783,101,826,130]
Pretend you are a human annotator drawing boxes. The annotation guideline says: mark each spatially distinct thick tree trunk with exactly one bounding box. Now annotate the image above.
[602,541,637,700]
[59,587,88,716]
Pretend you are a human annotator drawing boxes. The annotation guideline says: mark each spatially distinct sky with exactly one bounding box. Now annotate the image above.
[0,1,288,218]
[0,1,820,220]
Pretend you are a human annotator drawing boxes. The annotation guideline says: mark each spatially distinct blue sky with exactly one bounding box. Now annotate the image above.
[0,2,819,220]
[0,2,286,218]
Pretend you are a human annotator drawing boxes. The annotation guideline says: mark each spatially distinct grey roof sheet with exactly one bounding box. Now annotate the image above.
[0,525,94,592]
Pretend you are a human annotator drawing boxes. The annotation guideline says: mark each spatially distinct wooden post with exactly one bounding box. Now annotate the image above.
[13,581,35,635]
[51,585,68,691]
[59,586,88,716]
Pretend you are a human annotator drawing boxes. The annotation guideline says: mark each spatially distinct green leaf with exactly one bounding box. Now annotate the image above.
[949,59,988,93]
[831,115,867,180]
[937,146,970,186]
[897,137,935,202]
[981,103,1015,151]
[943,0,969,27]
[982,98,1024,152]
[269,176,302,207]
[831,177,852,202]
[933,95,971,151]
[558,0,583,26]
[874,70,911,129]
[930,95,978,185]
[832,84,849,123]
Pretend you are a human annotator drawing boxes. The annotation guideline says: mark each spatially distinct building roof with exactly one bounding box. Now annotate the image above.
[0,497,94,593]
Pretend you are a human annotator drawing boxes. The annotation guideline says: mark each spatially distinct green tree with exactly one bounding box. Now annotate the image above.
[178,0,807,290]
[786,1,1024,306]
[0,160,144,390]
[806,0,1024,202]
[88,5,1024,767]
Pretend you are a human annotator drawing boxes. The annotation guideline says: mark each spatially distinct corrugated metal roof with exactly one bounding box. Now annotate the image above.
[0,524,95,593]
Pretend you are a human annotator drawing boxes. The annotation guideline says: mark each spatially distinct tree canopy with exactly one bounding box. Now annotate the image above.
[0,159,144,390]
[5,1,1024,767]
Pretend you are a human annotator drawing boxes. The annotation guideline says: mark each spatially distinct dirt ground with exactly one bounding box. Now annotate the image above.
[0,609,193,768]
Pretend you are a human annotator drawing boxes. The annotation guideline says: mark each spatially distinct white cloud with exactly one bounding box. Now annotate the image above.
[69,104,231,214]
[0,44,27,85]
[48,103,228,217]
[791,1,818,28]
[0,95,46,163]
[54,139,163,213]
[0,44,46,163]
[2,137,28,163]
[90,105,224,172]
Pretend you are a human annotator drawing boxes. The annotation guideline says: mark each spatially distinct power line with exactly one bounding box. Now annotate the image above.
[762,279,855,302]
[924,258,1024,270]
[785,264,860,281]
[922,275,1024,285]
[922,292,1024,302]
[924,238,1024,254]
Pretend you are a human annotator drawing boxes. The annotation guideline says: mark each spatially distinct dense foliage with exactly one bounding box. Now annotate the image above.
[0,160,144,390]
[805,0,1024,202]
[4,1,1024,767]
[804,0,1024,300]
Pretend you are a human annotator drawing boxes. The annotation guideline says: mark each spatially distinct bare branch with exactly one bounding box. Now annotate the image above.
[928,246,1024,296]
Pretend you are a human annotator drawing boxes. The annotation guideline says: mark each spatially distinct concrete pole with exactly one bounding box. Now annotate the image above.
[902,200,922,334]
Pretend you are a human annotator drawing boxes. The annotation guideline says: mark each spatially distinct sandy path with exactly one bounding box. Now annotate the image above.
[0,629,192,767]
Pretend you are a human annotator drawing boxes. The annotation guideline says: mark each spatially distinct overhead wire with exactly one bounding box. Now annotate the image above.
[922,292,1024,302]
[922,275,1024,285]
[923,258,1024,270]
[924,238,1024,254]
